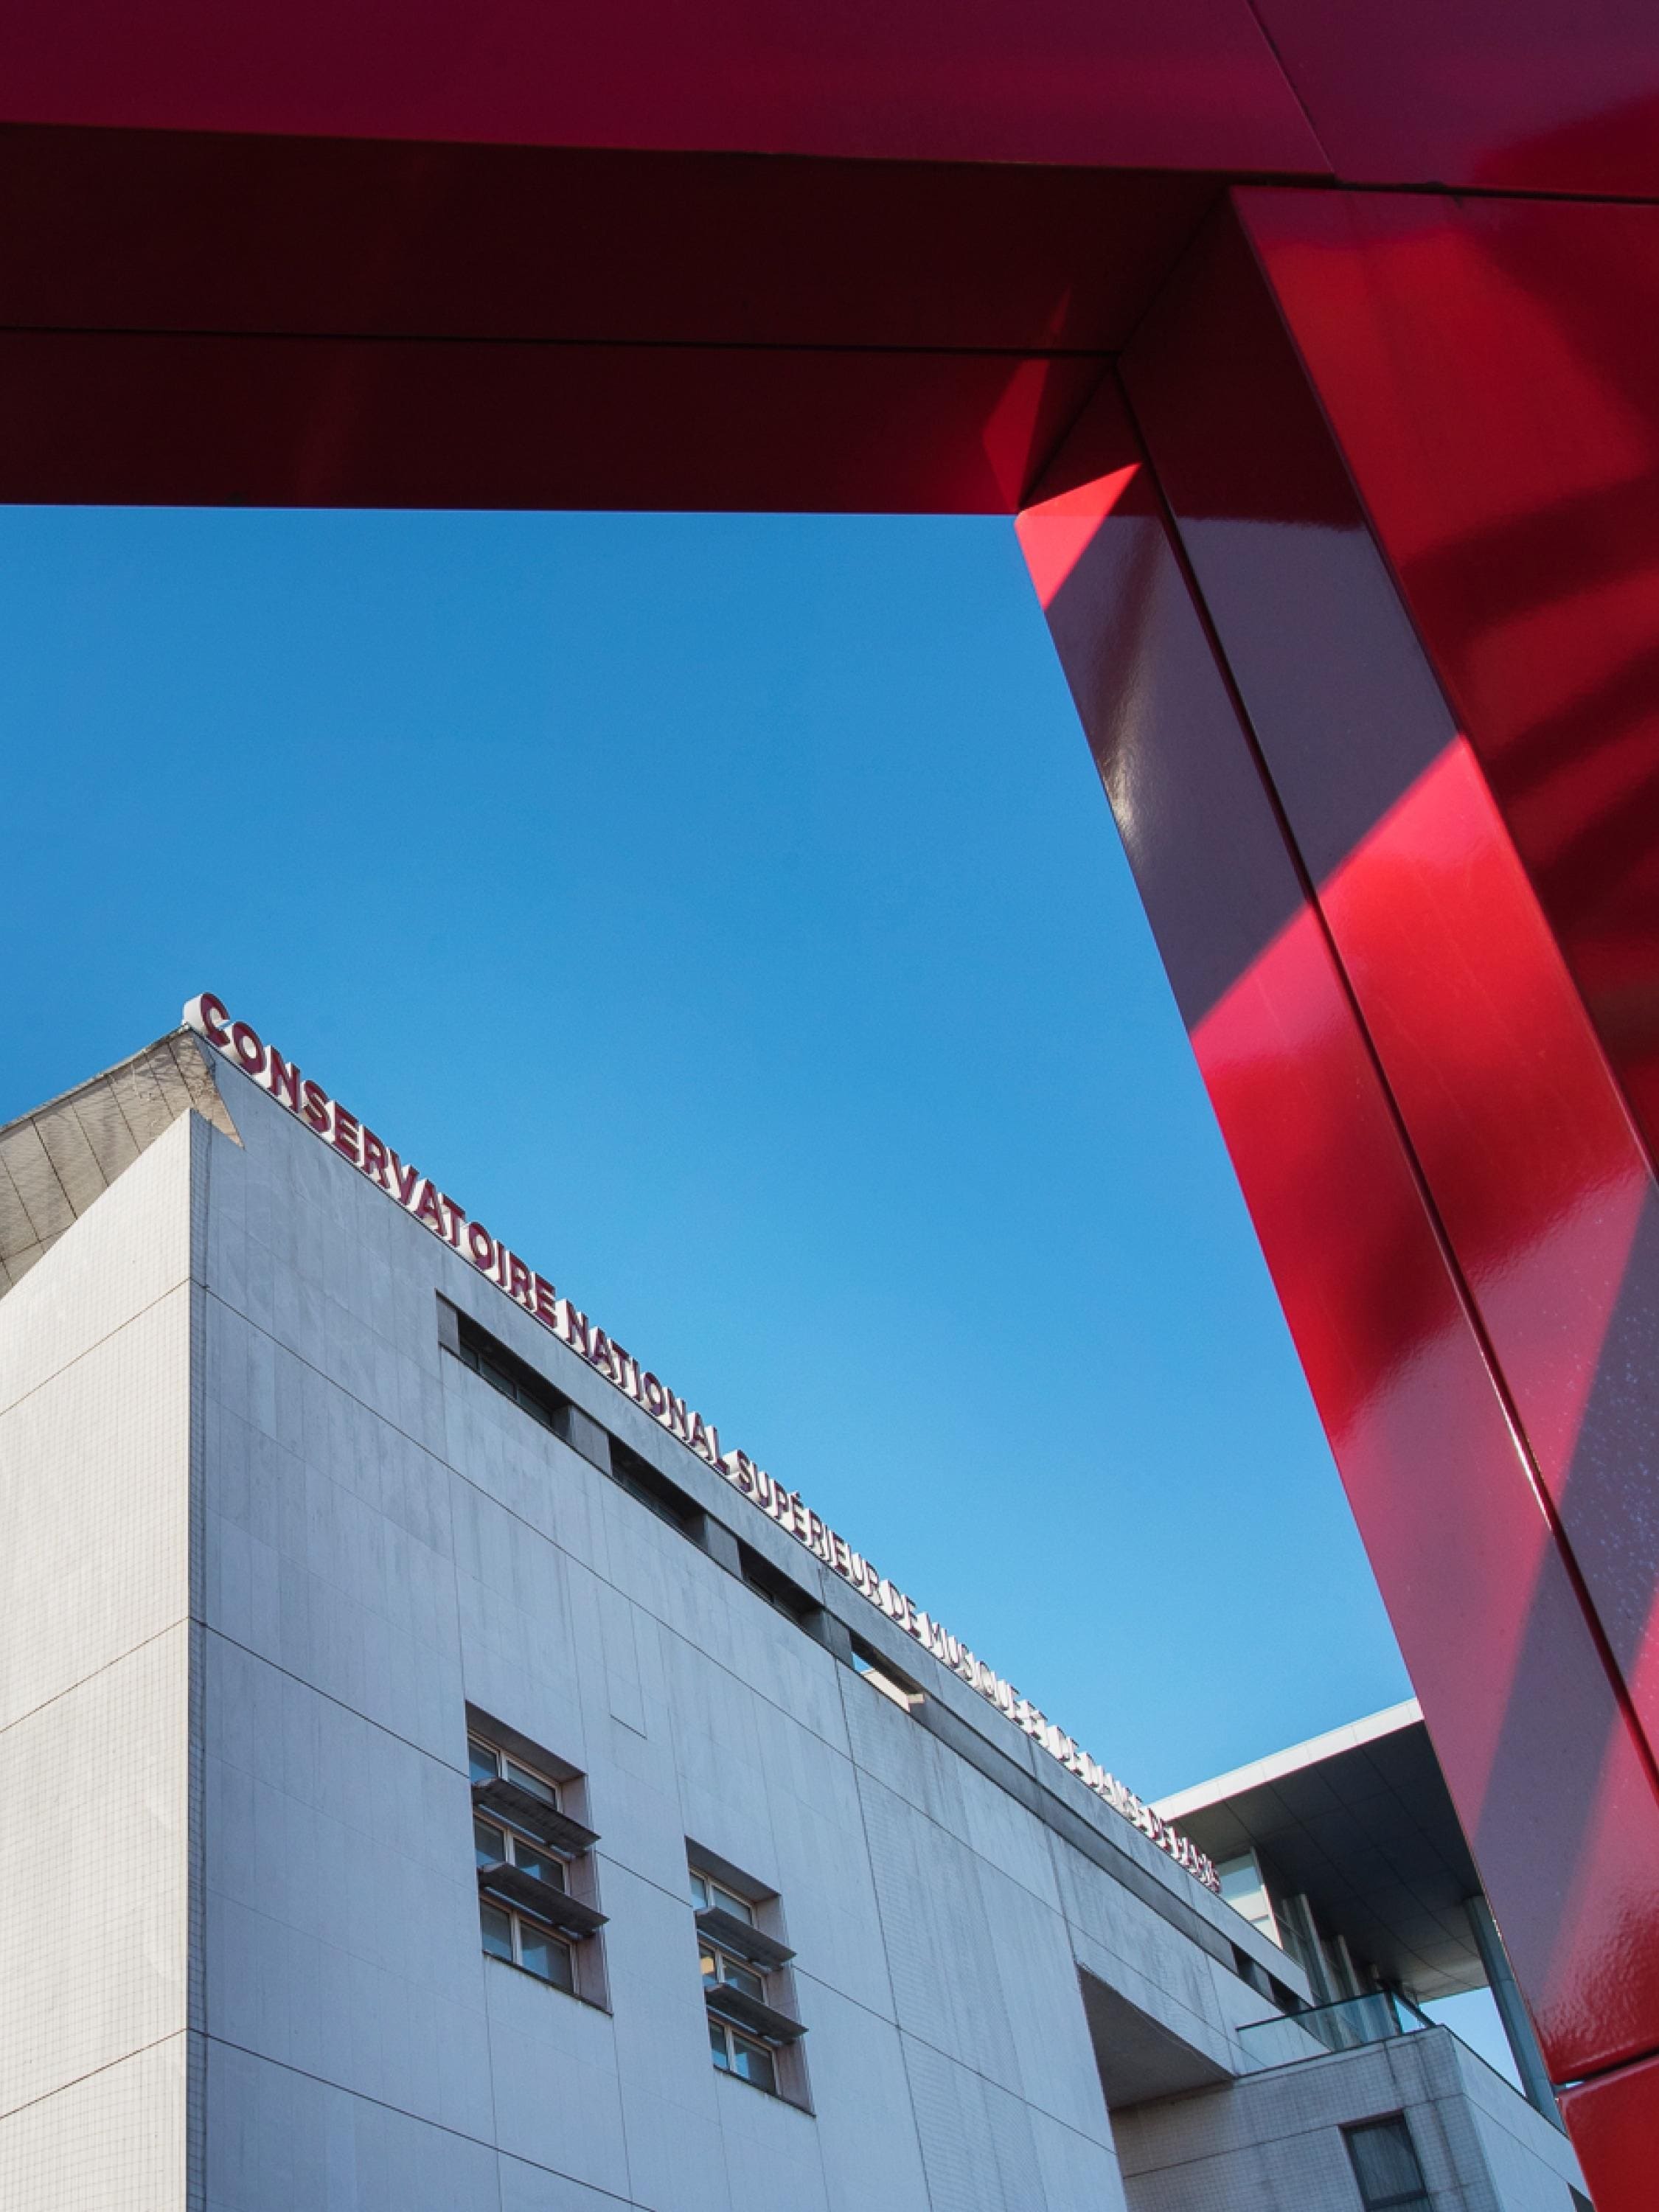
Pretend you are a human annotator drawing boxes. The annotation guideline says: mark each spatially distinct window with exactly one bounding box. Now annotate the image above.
[709,2017,777,2092]
[689,1856,807,2102]
[611,1437,704,1540]
[694,1871,767,2000]
[470,1731,607,2001]
[691,1870,753,1922]
[453,1314,569,1434]
[1343,2116,1430,2211]
[1217,1850,1281,1947]
[739,1542,819,1627]
[849,1636,923,1712]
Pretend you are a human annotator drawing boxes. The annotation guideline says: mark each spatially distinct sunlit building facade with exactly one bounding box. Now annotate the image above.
[0,1009,1590,2210]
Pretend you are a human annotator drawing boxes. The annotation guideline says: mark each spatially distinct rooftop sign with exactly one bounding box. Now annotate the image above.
[184,991,1220,1894]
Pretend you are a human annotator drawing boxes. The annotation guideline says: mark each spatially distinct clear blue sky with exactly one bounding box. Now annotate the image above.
[0,506,1411,1801]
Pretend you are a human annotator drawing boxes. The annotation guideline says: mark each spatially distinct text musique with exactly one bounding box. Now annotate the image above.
[184,992,1220,1894]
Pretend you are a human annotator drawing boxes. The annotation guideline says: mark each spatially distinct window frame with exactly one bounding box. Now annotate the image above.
[479,1895,575,1992]
[1342,2114,1431,2212]
[470,1730,599,2003]
[474,1813,569,1894]
[689,1855,807,2107]
[708,2017,779,2093]
[690,1870,754,1923]
[700,1939,765,2002]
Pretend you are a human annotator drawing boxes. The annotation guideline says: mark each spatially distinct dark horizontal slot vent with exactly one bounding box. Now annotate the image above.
[453,1312,572,1436]
[739,1543,819,1625]
[611,1437,705,1540]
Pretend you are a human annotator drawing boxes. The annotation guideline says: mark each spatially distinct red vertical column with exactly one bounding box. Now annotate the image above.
[1021,209,1659,2200]
[1209,189,1659,2184]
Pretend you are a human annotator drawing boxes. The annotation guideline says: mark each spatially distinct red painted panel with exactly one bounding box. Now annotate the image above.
[1020,387,1659,2084]
[1237,190,1659,1175]
[0,126,1216,357]
[0,328,1105,512]
[0,0,1322,173]
[1559,2056,1659,2204]
[1126,207,1659,1828]
[1253,0,1659,197]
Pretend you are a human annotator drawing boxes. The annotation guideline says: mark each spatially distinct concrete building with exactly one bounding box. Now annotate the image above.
[0,1004,1592,2210]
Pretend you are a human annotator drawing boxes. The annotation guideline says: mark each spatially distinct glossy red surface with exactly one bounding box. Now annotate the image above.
[1559,2056,1659,2202]
[0,0,1321,170]
[0,329,1108,512]
[1127,209,1659,1852]
[0,128,1222,357]
[1239,190,1659,1177]
[1253,0,1659,196]
[1021,384,1659,2090]
[0,126,1220,512]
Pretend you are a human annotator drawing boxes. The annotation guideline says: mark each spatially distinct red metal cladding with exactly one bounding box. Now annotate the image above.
[1559,2054,1659,2202]
[1237,189,1659,1178]
[1125,206,1659,1851]
[1253,0,1659,197]
[1018,386,1659,2084]
[0,330,1107,513]
[0,127,1219,358]
[0,0,1323,172]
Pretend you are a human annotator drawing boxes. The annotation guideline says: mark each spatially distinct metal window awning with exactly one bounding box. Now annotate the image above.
[473,1777,599,1859]
[703,1982,807,2045]
[478,1863,608,1940]
[695,1907,795,1972]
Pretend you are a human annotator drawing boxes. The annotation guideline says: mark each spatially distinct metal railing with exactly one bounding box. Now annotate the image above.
[1238,1989,1436,2068]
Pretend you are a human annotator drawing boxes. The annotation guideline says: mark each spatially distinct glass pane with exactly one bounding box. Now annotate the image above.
[731,2037,776,2093]
[509,1841,566,1891]
[1347,2118,1425,2207]
[713,1882,754,1924]
[474,1820,507,1867]
[517,1924,574,1992]
[720,1955,764,2001]
[469,1739,500,1786]
[700,1946,719,1985]
[690,1873,711,1911]
[709,2021,731,2070]
[480,1902,514,1961]
[505,1758,557,1805]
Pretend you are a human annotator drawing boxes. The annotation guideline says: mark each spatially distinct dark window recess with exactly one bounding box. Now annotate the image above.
[452,1312,572,1435]
[690,1860,808,2104]
[611,1437,704,1540]
[1343,2116,1430,2211]
[1231,1946,1271,2000]
[1268,1975,1302,2015]
[740,1543,820,1627]
[447,1304,710,1548]
[470,1731,606,2003]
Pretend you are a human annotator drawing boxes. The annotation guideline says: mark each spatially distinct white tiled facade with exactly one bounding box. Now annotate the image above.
[0,1036,1593,2209]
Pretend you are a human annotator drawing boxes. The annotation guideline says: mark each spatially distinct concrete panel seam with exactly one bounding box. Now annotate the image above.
[0,1613,189,1744]
[0,2026,187,2131]
[0,1275,192,1420]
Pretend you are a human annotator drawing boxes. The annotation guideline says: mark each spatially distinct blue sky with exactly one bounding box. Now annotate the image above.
[0,506,1411,1799]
